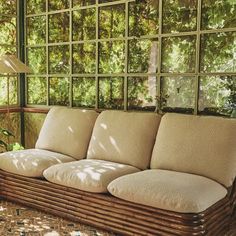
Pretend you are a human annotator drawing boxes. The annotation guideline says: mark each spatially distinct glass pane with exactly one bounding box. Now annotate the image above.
[128,76,156,111]
[72,43,96,74]
[99,41,125,73]
[0,46,16,56]
[0,17,16,45]
[49,12,69,43]
[162,36,196,73]
[27,47,46,74]
[99,4,125,39]
[162,0,197,33]
[27,16,46,45]
[161,76,195,113]
[49,45,70,74]
[200,32,236,72]
[27,0,46,14]
[128,39,158,73]
[48,0,69,11]
[0,76,17,105]
[73,77,96,107]
[49,77,70,106]
[99,0,120,3]
[0,0,16,15]
[99,77,124,109]
[27,77,47,105]
[73,0,95,7]
[202,0,236,30]
[129,0,159,37]
[199,76,236,116]
[72,8,96,41]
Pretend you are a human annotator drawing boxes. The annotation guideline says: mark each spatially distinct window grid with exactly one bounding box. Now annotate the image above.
[25,0,236,116]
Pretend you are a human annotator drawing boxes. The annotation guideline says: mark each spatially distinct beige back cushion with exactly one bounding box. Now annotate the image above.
[87,111,162,170]
[36,107,98,160]
[150,113,236,187]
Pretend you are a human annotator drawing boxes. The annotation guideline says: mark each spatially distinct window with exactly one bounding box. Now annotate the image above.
[25,0,236,117]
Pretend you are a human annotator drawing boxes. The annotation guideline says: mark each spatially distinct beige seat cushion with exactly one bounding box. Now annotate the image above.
[87,110,161,170]
[150,113,236,187]
[43,159,140,193]
[0,149,75,177]
[108,169,227,213]
[36,107,98,160]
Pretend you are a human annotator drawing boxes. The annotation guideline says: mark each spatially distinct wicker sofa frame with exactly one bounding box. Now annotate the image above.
[0,169,235,236]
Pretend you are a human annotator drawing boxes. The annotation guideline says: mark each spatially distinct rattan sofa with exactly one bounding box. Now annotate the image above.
[0,107,235,236]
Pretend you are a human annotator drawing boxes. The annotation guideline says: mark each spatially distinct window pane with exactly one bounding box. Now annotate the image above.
[129,0,158,37]
[49,45,70,74]
[72,8,96,41]
[48,0,69,11]
[27,0,46,14]
[0,17,16,45]
[128,76,156,111]
[99,77,124,109]
[199,76,236,116]
[99,41,125,73]
[0,76,17,105]
[27,77,47,105]
[161,76,195,113]
[73,0,95,7]
[99,0,120,3]
[27,47,46,74]
[0,0,16,15]
[49,77,70,106]
[49,12,69,43]
[128,39,158,73]
[162,36,196,73]
[99,4,125,39]
[27,16,46,45]
[202,0,236,30]
[72,43,96,74]
[163,0,197,33]
[73,77,95,107]
[0,46,16,56]
[200,32,236,72]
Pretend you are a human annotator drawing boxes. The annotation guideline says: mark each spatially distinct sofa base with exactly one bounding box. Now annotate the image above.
[0,170,234,236]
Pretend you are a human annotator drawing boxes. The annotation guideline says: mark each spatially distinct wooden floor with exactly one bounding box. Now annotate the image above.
[228,211,236,236]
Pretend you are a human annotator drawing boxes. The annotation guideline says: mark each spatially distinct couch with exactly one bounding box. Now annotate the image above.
[0,106,235,235]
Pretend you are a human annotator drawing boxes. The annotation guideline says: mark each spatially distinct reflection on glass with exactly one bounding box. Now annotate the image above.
[128,39,158,73]
[128,76,156,111]
[161,76,195,113]
[0,46,16,56]
[162,36,196,73]
[49,12,69,43]
[73,43,96,74]
[27,47,46,74]
[99,4,125,39]
[200,32,236,72]
[73,77,95,107]
[199,76,236,116]
[48,0,69,11]
[27,16,46,45]
[73,0,95,7]
[49,45,70,74]
[0,0,16,15]
[27,77,47,105]
[49,77,70,106]
[99,77,124,109]
[72,8,96,41]
[163,0,197,33]
[99,41,125,73]
[202,0,236,30]
[0,76,17,105]
[0,17,16,45]
[129,0,158,37]
[27,0,45,14]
